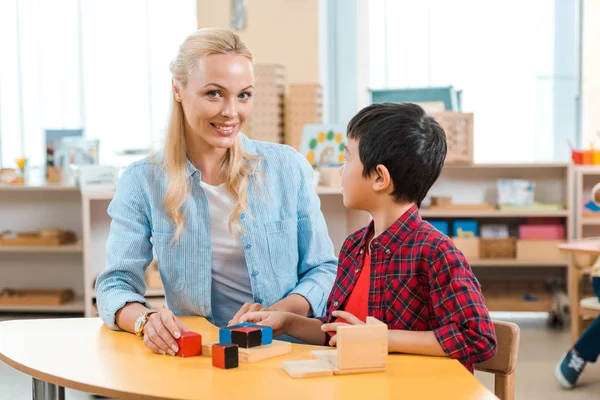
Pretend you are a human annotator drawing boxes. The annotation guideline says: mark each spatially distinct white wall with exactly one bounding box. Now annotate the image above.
[582,0,600,147]
[197,0,320,84]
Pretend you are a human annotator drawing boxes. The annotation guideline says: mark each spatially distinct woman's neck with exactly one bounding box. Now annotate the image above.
[185,134,228,186]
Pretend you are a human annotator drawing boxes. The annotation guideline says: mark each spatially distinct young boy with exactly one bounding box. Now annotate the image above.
[241,102,497,371]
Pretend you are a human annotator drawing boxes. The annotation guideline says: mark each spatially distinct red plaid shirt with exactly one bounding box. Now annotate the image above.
[319,205,497,371]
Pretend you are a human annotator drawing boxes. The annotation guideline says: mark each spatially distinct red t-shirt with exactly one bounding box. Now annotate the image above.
[334,251,371,324]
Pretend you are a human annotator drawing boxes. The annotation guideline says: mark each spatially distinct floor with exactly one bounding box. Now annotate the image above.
[1,313,599,399]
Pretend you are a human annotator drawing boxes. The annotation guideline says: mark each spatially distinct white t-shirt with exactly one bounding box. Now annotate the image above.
[200,182,254,327]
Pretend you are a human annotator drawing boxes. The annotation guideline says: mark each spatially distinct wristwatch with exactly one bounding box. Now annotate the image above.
[134,310,158,337]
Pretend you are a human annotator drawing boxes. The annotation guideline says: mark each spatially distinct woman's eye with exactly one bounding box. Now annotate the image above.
[207,90,221,98]
[239,92,252,100]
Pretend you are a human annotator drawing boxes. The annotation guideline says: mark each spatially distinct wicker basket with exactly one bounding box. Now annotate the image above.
[480,238,517,258]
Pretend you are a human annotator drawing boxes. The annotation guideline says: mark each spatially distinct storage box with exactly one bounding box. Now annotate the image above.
[451,237,480,259]
[519,225,565,240]
[480,238,516,258]
[430,221,449,236]
[516,240,567,261]
[431,196,452,206]
[452,220,478,238]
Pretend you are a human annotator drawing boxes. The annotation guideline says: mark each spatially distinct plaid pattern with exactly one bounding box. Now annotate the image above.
[320,204,497,371]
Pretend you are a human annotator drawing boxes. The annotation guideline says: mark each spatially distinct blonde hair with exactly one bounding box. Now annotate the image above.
[165,28,259,240]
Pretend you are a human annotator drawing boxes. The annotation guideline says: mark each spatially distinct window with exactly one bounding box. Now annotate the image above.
[368,0,579,163]
[0,0,197,168]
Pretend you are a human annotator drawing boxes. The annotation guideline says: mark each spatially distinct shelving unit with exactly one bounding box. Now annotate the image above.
[423,162,573,313]
[0,184,84,314]
[1,163,575,316]
[572,166,600,299]
[574,165,600,238]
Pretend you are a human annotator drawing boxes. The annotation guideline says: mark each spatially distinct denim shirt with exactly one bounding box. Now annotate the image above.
[95,134,338,329]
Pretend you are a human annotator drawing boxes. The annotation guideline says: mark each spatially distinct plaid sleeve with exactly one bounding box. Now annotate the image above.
[429,242,497,366]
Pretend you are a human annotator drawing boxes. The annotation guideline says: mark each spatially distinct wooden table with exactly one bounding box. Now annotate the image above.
[559,237,600,343]
[0,317,497,400]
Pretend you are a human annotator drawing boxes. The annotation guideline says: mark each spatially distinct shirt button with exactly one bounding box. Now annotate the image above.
[240,213,245,220]
[385,249,391,254]
[251,270,259,277]
[333,301,339,307]
[359,249,363,255]
[257,298,263,304]
[245,244,252,249]
[355,269,360,274]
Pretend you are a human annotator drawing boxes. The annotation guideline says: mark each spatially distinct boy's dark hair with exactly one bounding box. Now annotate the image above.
[347,102,447,206]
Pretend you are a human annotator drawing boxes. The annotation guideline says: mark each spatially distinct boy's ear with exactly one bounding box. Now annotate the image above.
[372,164,392,193]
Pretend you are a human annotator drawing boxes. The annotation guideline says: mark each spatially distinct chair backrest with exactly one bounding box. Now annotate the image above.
[475,320,520,375]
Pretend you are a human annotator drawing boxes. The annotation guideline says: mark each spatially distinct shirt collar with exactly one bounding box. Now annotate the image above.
[358,204,422,255]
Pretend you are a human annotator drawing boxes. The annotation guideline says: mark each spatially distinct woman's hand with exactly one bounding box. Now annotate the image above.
[143,307,191,355]
[228,302,266,326]
[239,311,290,337]
[321,310,365,346]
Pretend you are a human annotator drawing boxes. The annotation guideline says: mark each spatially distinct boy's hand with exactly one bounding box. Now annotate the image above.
[321,310,365,346]
[239,311,289,337]
[228,302,266,326]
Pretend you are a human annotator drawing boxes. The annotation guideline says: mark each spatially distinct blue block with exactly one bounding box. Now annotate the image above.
[219,327,235,343]
[255,325,273,345]
[452,220,478,238]
[429,220,449,236]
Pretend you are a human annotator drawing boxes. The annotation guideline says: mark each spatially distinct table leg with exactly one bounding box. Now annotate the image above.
[32,378,65,400]
[568,253,581,345]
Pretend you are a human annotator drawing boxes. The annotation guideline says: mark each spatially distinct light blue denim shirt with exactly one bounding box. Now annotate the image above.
[95,134,338,330]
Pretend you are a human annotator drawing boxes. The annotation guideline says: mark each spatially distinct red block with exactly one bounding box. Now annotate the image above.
[175,331,202,358]
[212,343,239,369]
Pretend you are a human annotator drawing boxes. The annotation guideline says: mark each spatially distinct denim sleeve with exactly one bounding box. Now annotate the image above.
[94,166,153,330]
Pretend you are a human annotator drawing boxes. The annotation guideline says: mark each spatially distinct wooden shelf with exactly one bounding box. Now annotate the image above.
[469,259,567,267]
[0,297,85,313]
[421,210,569,218]
[0,241,83,253]
[0,183,78,192]
[574,165,600,174]
[445,162,569,170]
[485,295,552,313]
[581,217,600,225]
[82,192,115,201]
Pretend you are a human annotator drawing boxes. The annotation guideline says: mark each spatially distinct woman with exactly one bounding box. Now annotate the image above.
[95,28,337,356]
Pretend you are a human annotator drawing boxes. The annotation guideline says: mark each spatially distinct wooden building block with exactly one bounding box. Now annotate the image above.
[212,343,239,369]
[175,331,202,358]
[238,340,291,363]
[282,359,334,378]
[218,323,273,345]
[281,317,387,378]
[231,327,262,348]
[203,340,291,363]
[337,317,387,371]
[219,326,236,343]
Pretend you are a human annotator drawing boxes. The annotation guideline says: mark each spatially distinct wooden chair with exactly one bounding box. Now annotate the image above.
[475,321,520,400]
[580,297,600,330]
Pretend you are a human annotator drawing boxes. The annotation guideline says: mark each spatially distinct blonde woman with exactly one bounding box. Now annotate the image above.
[95,28,337,356]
